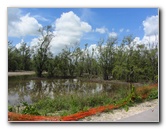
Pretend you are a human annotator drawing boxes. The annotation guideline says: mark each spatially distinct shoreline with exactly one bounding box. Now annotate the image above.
[8,71,35,76]
[8,71,147,86]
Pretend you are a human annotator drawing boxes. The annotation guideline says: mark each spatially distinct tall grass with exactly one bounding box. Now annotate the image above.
[34,93,116,116]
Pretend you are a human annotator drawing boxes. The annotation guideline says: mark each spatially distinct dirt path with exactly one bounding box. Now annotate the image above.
[80,99,158,122]
[8,71,35,76]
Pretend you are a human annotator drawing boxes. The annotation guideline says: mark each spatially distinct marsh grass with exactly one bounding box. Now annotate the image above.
[33,93,117,116]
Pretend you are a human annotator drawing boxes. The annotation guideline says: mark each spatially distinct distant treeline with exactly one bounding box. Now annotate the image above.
[8,26,158,83]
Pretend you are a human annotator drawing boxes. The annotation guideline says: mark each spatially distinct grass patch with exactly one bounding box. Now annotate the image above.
[33,93,116,116]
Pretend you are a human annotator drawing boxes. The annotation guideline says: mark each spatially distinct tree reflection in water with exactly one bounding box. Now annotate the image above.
[8,75,130,106]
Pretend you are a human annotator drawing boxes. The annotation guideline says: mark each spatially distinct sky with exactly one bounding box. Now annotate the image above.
[8,8,159,55]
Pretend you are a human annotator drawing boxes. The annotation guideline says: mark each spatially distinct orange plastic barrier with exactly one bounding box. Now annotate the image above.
[61,102,126,121]
[8,112,60,121]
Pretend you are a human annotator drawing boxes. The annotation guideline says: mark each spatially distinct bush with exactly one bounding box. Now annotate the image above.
[147,88,158,100]
[8,105,14,112]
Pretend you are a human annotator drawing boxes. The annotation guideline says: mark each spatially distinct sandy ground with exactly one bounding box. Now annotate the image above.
[80,99,158,122]
[8,71,35,76]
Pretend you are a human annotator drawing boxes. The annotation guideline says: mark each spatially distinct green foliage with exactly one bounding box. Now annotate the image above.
[33,26,54,77]
[134,95,143,103]
[147,88,158,100]
[123,105,129,112]
[8,41,32,71]
[8,105,14,112]
[21,102,40,115]
[27,93,114,116]
[8,34,158,83]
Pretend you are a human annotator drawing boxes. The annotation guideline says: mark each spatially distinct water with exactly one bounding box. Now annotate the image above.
[8,75,130,106]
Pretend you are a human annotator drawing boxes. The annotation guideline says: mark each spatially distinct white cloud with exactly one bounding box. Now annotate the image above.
[83,44,99,58]
[33,15,50,22]
[88,44,98,55]
[49,11,92,55]
[15,39,24,49]
[30,37,40,48]
[95,27,107,34]
[132,34,158,50]
[109,32,118,39]
[143,15,159,36]
[119,28,124,32]
[126,29,130,32]
[132,15,159,49]
[8,9,42,37]
[144,35,158,48]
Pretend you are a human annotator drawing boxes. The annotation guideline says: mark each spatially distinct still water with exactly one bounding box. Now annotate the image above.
[8,75,130,106]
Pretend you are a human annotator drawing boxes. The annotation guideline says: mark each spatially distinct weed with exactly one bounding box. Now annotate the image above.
[21,102,40,115]
[123,105,129,112]
[8,105,14,112]
[147,88,158,100]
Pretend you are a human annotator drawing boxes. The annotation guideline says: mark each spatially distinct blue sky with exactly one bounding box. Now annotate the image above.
[8,8,159,54]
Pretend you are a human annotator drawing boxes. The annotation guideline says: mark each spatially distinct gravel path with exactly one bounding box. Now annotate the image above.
[8,71,35,76]
[80,99,158,122]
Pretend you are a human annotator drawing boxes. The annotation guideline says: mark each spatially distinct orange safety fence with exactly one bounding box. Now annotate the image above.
[61,102,126,121]
[8,83,158,121]
[136,83,158,99]
[8,112,61,121]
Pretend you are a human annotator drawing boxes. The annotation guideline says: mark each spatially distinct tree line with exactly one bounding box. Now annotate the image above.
[8,26,158,83]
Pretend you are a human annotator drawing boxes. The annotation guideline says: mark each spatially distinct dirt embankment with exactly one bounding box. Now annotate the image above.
[8,71,35,76]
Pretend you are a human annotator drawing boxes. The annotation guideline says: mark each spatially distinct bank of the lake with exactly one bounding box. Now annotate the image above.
[8,72,158,121]
[8,71,35,76]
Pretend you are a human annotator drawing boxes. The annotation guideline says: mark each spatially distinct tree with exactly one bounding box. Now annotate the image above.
[98,38,117,80]
[8,41,22,71]
[18,42,32,70]
[58,48,70,77]
[74,47,84,77]
[33,26,54,77]
[122,35,135,82]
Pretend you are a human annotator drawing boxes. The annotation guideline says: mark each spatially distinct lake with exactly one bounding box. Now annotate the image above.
[8,75,131,106]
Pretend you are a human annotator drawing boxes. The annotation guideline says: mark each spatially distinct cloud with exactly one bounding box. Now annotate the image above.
[49,11,92,54]
[126,29,130,32]
[133,35,158,49]
[15,39,24,49]
[33,15,50,22]
[133,15,159,49]
[8,8,42,37]
[95,27,107,34]
[119,28,124,32]
[109,32,118,39]
[88,44,98,54]
[83,44,99,58]
[143,15,158,36]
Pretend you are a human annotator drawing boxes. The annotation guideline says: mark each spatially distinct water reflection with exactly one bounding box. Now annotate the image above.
[8,76,130,106]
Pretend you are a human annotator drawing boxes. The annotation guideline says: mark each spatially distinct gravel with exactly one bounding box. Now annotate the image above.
[80,99,158,122]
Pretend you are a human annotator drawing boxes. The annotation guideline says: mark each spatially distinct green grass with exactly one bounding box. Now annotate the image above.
[33,93,116,116]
